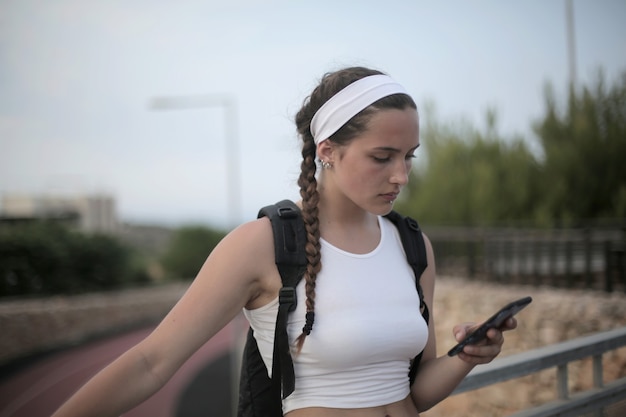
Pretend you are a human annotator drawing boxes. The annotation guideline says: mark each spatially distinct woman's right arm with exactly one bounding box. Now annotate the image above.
[52,218,278,417]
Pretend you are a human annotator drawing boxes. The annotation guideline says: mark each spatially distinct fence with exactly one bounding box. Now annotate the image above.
[452,326,626,417]
[427,225,626,292]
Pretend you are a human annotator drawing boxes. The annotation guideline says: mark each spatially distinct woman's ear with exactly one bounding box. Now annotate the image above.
[316,140,335,164]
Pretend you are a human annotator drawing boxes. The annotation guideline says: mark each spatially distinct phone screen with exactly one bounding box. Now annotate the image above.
[447,296,532,357]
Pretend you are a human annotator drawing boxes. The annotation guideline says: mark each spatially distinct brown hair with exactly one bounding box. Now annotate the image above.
[292,66,417,351]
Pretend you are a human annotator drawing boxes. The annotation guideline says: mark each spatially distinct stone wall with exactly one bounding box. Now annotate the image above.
[0,283,188,366]
[1,278,625,415]
[425,277,626,417]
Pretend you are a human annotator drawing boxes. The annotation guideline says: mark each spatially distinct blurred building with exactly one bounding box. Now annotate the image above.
[0,193,118,234]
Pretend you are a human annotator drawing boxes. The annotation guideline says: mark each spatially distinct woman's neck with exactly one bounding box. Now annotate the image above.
[317,196,381,254]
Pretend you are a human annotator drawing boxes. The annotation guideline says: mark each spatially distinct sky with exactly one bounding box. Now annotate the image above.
[1,0,625,229]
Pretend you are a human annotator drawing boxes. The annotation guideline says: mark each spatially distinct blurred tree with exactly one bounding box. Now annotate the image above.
[533,70,626,224]
[0,222,69,296]
[397,104,540,226]
[0,222,147,297]
[398,70,625,227]
[67,233,132,291]
[160,226,226,280]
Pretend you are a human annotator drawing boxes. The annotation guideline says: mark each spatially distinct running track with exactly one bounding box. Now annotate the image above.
[0,318,247,417]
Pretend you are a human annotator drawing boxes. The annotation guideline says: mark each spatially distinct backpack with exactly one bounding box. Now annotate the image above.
[237,200,429,417]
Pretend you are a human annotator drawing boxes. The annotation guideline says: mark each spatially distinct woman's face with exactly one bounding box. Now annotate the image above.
[323,107,420,216]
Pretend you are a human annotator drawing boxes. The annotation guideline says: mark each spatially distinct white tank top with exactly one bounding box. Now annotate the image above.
[243,216,429,414]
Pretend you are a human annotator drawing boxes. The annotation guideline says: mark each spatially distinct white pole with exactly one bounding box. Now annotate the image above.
[148,94,241,229]
[565,0,577,88]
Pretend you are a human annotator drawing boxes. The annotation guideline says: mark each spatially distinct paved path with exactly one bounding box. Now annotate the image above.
[0,318,245,417]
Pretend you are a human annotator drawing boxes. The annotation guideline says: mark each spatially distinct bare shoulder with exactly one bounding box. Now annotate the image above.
[421,232,434,259]
[210,217,275,274]
[207,217,281,308]
[124,217,279,380]
[222,216,272,246]
[419,231,436,297]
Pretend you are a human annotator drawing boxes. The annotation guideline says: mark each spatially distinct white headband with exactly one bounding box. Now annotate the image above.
[310,74,410,145]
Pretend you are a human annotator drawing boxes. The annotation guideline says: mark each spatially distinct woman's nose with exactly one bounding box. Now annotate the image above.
[390,160,410,185]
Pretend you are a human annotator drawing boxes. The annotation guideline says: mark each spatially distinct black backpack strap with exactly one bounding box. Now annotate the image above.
[258,200,307,399]
[384,210,429,385]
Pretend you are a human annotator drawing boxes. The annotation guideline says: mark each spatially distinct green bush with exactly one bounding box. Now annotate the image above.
[0,222,148,297]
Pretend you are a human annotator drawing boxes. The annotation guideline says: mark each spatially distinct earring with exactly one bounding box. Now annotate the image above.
[321,160,332,169]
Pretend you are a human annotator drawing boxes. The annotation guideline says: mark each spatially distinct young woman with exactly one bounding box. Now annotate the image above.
[52,66,517,417]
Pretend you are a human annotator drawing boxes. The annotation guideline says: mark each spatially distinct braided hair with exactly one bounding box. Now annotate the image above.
[292,66,417,352]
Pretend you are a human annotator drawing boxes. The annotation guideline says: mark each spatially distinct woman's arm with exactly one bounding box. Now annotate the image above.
[52,218,278,417]
[409,234,517,412]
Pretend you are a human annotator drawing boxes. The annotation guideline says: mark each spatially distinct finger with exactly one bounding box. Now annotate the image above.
[505,317,518,330]
[461,341,502,363]
[453,322,477,341]
[497,317,517,332]
[457,346,499,365]
[486,327,504,344]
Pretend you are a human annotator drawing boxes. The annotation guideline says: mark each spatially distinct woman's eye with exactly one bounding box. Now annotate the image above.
[373,156,391,163]
[405,154,416,160]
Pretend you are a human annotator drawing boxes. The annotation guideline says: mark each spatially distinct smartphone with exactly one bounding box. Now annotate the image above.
[447,296,532,357]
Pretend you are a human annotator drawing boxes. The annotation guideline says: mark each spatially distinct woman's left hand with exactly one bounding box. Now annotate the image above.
[452,317,518,365]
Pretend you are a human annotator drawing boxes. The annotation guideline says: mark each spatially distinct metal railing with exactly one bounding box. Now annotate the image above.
[427,226,626,293]
[452,326,626,416]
